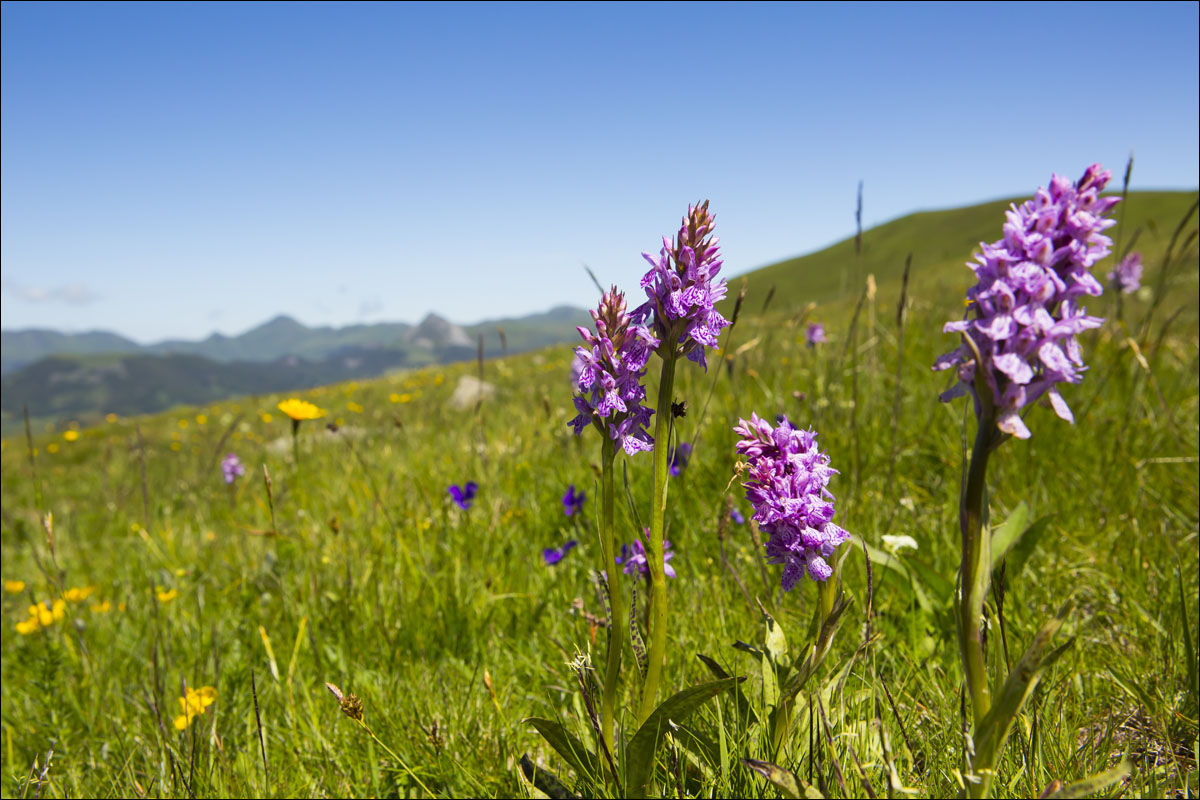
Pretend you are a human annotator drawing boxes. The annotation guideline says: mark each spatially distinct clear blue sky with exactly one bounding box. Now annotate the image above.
[2,1,1197,343]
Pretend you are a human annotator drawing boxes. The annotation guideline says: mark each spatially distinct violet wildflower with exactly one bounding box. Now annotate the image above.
[730,507,745,525]
[668,442,692,477]
[618,538,676,579]
[543,540,578,566]
[562,485,586,517]
[569,287,660,455]
[734,413,849,590]
[635,201,730,368]
[448,481,478,510]
[934,164,1119,439]
[1107,251,1142,294]
[221,453,245,485]
[806,322,827,348]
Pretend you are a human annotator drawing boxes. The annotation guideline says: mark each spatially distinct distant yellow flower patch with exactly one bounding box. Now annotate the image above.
[92,601,112,614]
[389,393,401,403]
[46,443,60,454]
[15,598,67,634]
[173,686,217,730]
[195,414,208,425]
[63,586,95,603]
[63,430,79,442]
[347,401,363,414]
[156,587,180,603]
[5,580,26,594]
[177,418,189,429]
[260,412,274,423]
[277,398,326,421]
[105,413,119,423]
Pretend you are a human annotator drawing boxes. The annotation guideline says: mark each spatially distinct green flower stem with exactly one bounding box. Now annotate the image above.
[291,419,301,468]
[817,560,839,625]
[637,351,678,724]
[599,436,625,753]
[355,718,433,796]
[959,409,997,728]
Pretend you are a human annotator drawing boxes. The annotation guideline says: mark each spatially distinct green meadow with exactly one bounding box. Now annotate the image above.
[1,191,1197,798]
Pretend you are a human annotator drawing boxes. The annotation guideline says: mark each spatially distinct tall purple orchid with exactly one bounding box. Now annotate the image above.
[934,163,1119,439]
[935,165,1119,799]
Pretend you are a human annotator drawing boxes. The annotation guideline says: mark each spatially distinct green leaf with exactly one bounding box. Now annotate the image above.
[626,677,742,796]
[696,654,757,728]
[761,602,788,664]
[781,593,852,704]
[1043,762,1130,798]
[519,753,580,800]
[742,758,827,799]
[989,501,1030,568]
[523,717,599,782]
[1001,516,1054,581]
[851,535,932,613]
[973,601,1074,772]
[630,582,648,679]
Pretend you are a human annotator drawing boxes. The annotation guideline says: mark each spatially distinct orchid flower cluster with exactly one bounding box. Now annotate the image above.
[935,164,1119,438]
[570,287,659,455]
[635,200,731,368]
[734,413,849,589]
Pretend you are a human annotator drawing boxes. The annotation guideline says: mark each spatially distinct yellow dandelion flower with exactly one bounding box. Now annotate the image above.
[388,393,401,403]
[347,401,363,414]
[156,587,180,603]
[63,586,95,603]
[277,398,325,421]
[433,374,445,386]
[177,418,189,429]
[105,413,119,423]
[5,580,25,594]
[63,430,80,442]
[399,393,414,404]
[30,599,66,627]
[173,686,217,730]
[92,601,113,614]
[170,442,182,452]
[15,618,40,635]
[46,443,60,454]
[260,412,274,423]
[195,414,208,425]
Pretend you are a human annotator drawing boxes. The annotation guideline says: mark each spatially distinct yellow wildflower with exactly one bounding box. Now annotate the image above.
[170,442,182,452]
[5,580,25,594]
[277,398,325,421]
[173,686,218,730]
[63,430,80,442]
[177,418,189,429]
[28,599,66,627]
[105,413,119,423]
[15,618,40,635]
[195,414,208,425]
[388,393,401,403]
[63,586,95,603]
[156,587,180,603]
[92,601,113,614]
[46,443,60,454]
[260,412,274,423]
[399,393,414,403]
[347,401,363,414]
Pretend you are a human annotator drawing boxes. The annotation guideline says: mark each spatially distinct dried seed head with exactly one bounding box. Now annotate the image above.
[325,682,364,721]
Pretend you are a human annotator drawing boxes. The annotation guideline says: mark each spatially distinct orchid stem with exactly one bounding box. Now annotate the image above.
[959,411,995,728]
[637,351,677,724]
[599,437,625,752]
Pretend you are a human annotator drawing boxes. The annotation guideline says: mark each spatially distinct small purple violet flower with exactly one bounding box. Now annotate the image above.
[635,201,730,368]
[806,322,827,348]
[221,453,245,485]
[618,537,676,578]
[934,164,1119,439]
[543,540,578,566]
[730,507,745,525]
[570,287,660,455]
[668,442,692,477]
[1107,251,1143,294]
[562,485,586,517]
[734,413,849,589]
[448,481,478,510]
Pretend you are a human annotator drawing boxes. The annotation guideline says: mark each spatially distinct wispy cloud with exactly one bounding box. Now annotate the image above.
[358,299,384,317]
[2,280,99,305]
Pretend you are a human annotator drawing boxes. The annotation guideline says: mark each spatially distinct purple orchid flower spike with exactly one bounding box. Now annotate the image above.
[1108,251,1143,294]
[448,481,479,510]
[806,322,827,348]
[668,442,692,477]
[934,163,1119,439]
[734,413,849,589]
[543,540,578,566]
[562,485,586,517]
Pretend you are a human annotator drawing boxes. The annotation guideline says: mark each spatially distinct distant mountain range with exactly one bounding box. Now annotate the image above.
[1,306,591,421]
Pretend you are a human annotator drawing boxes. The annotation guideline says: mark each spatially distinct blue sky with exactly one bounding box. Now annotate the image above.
[2,1,1197,342]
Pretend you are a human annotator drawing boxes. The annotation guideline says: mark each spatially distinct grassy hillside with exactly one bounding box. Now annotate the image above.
[0,193,1196,798]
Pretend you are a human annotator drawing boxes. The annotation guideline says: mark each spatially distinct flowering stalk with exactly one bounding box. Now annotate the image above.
[598,436,624,751]
[634,201,729,723]
[935,165,1119,796]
